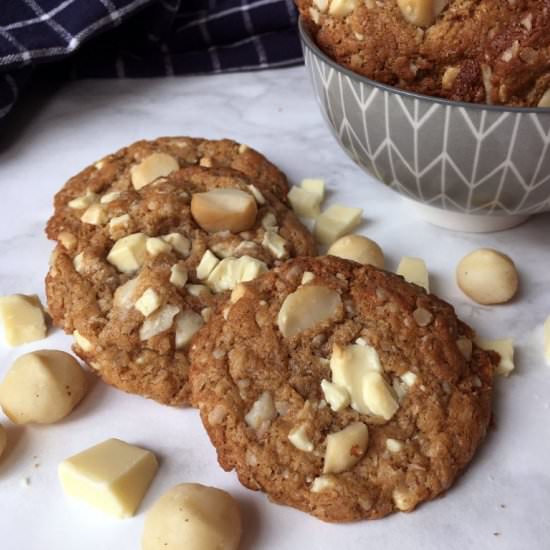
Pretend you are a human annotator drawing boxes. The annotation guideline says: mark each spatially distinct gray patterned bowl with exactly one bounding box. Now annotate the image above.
[299,19,550,232]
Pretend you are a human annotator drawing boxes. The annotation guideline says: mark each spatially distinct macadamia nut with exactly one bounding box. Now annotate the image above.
[456,248,518,305]
[0,350,87,424]
[327,234,384,268]
[142,483,242,550]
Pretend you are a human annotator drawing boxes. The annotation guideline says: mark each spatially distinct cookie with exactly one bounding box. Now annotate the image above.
[45,152,316,405]
[298,0,550,107]
[189,256,497,522]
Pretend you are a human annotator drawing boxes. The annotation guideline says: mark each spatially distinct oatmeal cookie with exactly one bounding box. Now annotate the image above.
[298,0,550,107]
[190,256,497,521]
[45,147,316,405]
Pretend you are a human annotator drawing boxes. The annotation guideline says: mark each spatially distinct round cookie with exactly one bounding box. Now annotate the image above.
[189,256,497,522]
[46,164,316,406]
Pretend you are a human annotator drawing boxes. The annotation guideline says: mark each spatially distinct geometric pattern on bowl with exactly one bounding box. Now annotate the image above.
[302,27,550,217]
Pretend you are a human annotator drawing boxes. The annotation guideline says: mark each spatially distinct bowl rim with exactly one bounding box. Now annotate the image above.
[298,17,550,115]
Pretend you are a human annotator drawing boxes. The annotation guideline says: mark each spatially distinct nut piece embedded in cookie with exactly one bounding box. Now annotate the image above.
[362,372,399,420]
[397,0,448,27]
[107,233,148,273]
[262,231,287,259]
[397,256,429,292]
[139,304,180,341]
[244,391,277,432]
[0,294,47,347]
[320,379,351,412]
[174,310,204,349]
[329,0,358,18]
[130,153,179,190]
[277,285,342,338]
[323,422,368,474]
[288,423,314,452]
[191,189,257,233]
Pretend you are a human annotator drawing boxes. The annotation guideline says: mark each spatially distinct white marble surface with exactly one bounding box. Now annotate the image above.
[0,67,549,550]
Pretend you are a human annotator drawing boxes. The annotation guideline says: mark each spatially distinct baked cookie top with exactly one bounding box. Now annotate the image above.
[45,148,316,405]
[190,256,497,522]
[298,0,550,107]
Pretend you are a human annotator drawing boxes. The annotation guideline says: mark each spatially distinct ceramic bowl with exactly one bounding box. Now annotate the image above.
[299,18,550,232]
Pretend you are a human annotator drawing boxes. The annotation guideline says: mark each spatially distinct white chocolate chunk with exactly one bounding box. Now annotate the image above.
[314,204,363,245]
[401,371,417,387]
[196,250,220,280]
[288,423,314,452]
[81,203,107,225]
[288,186,322,219]
[261,212,278,230]
[58,231,77,250]
[73,330,93,352]
[170,263,188,288]
[262,230,287,259]
[68,191,98,210]
[477,338,515,376]
[146,237,171,256]
[130,153,179,190]
[107,233,148,273]
[174,310,204,349]
[277,285,342,338]
[397,0,448,27]
[0,423,6,458]
[199,156,213,168]
[328,234,384,268]
[328,0,358,17]
[109,214,130,234]
[186,284,211,298]
[538,89,550,108]
[139,304,180,341]
[323,422,368,474]
[311,475,336,493]
[301,271,315,285]
[386,438,404,453]
[113,277,139,310]
[135,288,161,317]
[230,284,248,303]
[301,178,325,201]
[58,438,158,518]
[313,0,329,11]
[456,338,473,361]
[161,233,190,256]
[73,252,85,274]
[244,391,277,431]
[247,184,266,204]
[238,143,249,154]
[397,256,429,291]
[544,316,550,365]
[191,189,257,233]
[100,191,121,204]
[206,255,267,293]
[320,379,351,412]
[362,372,399,419]
[392,487,417,511]
[309,6,320,23]
[0,294,46,346]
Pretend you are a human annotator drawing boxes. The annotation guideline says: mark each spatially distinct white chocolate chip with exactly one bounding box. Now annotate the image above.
[208,404,227,425]
[146,237,171,256]
[130,153,179,190]
[400,371,417,387]
[328,0,358,18]
[311,475,336,493]
[201,307,213,321]
[361,372,399,420]
[107,233,148,273]
[456,338,473,361]
[68,191,98,210]
[320,379,351,412]
[261,212,278,230]
[314,204,363,245]
[161,233,190,256]
[191,189,257,233]
[139,304,180,341]
[397,0,448,27]
[73,330,93,352]
[277,285,342,338]
[113,277,139,310]
[199,156,213,168]
[186,284,211,298]
[313,0,329,11]
[170,263,188,288]
[309,6,321,23]
[442,66,460,89]
[477,338,515,376]
[301,271,315,285]
[327,234,384,268]
[238,143,249,154]
[386,438,403,453]
[262,231,287,259]
[397,256,429,292]
[81,203,107,225]
[174,310,204,349]
[230,284,248,303]
[300,178,325,201]
[73,252,85,274]
[288,186,322,219]
[247,184,266,205]
[206,255,267,293]
[288,423,314,452]
[135,288,161,317]
[100,191,121,204]
[58,232,77,250]
[108,214,130,236]
[196,250,220,280]
[392,487,417,511]
[323,422,368,474]
[244,391,277,431]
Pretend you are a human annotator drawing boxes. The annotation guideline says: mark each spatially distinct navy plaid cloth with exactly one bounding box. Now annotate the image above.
[0,0,302,121]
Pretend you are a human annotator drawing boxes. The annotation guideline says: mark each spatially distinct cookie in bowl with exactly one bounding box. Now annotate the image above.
[298,0,550,107]
[46,140,316,405]
[189,256,497,522]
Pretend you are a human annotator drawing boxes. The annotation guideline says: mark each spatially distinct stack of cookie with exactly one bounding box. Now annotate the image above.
[45,137,498,521]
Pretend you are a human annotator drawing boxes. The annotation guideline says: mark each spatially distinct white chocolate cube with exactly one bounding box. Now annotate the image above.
[170,263,188,288]
[135,289,161,317]
[174,310,204,349]
[314,204,363,245]
[477,338,515,376]
[206,255,267,293]
[107,233,148,273]
[68,191,98,210]
[161,233,190,256]
[397,256,429,292]
[59,438,158,518]
[320,379,350,412]
[81,203,107,225]
[262,230,287,259]
[139,304,180,341]
[130,153,179,190]
[288,186,322,219]
[146,237,171,256]
[301,178,325,201]
[196,250,220,280]
[0,294,46,346]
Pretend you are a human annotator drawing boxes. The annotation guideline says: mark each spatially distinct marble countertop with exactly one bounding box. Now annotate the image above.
[0,66,549,550]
